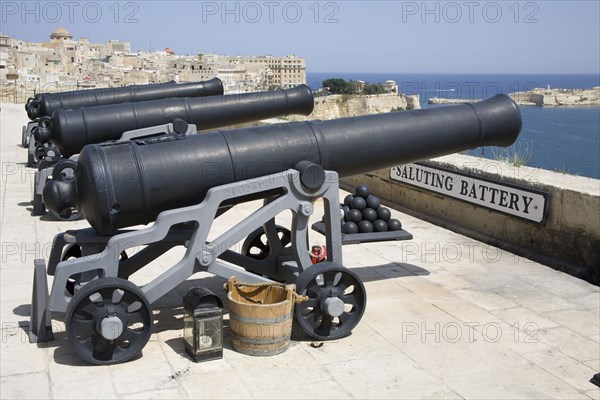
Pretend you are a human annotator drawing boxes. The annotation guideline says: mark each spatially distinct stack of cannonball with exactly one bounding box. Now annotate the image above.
[341,185,402,234]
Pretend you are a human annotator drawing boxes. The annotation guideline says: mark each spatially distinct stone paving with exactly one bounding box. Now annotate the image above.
[1,103,599,399]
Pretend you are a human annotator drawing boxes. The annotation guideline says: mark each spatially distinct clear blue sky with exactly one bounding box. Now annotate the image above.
[1,0,599,74]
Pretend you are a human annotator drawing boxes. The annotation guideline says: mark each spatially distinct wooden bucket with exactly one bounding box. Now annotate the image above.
[225,277,297,356]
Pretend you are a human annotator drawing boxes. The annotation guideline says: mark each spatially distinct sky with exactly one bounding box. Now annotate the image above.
[1,0,599,74]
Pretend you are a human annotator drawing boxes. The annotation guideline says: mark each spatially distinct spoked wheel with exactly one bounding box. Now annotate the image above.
[295,262,366,340]
[27,150,36,168]
[241,225,291,260]
[66,277,153,365]
[32,194,46,216]
[22,125,29,148]
[62,245,128,296]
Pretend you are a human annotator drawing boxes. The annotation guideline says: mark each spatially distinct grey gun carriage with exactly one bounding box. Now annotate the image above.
[30,95,522,364]
[31,85,315,219]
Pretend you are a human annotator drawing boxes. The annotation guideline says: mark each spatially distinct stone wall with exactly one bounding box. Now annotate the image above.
[286,93,420,121]
[341,154,600,284]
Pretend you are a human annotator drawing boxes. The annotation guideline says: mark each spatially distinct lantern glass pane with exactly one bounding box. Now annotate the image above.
[183,313,195,347]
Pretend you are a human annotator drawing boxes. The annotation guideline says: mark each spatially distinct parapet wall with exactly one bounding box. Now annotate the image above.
[341,154,600,284]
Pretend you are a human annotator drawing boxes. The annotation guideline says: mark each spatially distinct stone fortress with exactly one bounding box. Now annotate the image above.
[0,27,307,100]
[509,86,600,106]
[429,85,600,106]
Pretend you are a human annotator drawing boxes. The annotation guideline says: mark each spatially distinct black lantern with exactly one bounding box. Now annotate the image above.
[182,287,224,362]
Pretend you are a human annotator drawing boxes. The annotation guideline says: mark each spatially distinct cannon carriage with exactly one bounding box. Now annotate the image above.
[30,95,522,364]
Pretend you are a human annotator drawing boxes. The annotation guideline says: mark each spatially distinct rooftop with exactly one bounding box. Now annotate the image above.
[0,103,598,399]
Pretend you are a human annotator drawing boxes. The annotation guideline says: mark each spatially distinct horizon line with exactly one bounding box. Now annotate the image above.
[307,72,600,76]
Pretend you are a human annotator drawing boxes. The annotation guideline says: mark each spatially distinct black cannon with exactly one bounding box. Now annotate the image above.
[47,94,520,234]
[32,95,521,364]
[25,78,224,120]
[23,78,224,165]
[35,85,315,158]
[32,85,315,218]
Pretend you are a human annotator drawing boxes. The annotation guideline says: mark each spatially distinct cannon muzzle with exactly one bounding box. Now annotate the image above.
[34,85,315,157]
[45,94,521,235]
[26,78,224,120]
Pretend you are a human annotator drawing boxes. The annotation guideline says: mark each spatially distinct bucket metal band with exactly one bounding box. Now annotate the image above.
[231,333,291,345]
[232,342,291,356]
[229,310,293,325]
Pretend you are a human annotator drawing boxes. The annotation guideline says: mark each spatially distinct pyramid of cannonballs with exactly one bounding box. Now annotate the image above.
[341,185,402,234]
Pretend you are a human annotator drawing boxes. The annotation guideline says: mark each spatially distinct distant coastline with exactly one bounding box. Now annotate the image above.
[428,87,600,106]
[306,73,600,106]
[305,73,599,179]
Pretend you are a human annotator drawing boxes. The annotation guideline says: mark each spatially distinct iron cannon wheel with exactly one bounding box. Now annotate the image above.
[27,149,35,167]
[32,193,46,216]
[61,244,129,263]
[65,277,153,365]
[62,245,128,296]
[295,262,366,340]
[241,225,291,260]
[21,125,29,147]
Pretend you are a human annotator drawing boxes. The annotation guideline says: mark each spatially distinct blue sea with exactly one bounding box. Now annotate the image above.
[306,73,600,179]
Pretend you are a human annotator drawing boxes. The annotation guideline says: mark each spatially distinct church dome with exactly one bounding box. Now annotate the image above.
[50,27,73,40]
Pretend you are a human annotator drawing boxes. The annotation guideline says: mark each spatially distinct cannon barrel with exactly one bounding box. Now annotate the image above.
[45,94,521,235]
[26,78,224,120]
[35,85,315,157]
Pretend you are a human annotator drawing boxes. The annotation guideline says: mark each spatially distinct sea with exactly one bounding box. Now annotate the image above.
[306,73,600,179]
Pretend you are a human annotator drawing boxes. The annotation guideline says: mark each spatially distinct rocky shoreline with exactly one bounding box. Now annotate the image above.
[429,87,600,106]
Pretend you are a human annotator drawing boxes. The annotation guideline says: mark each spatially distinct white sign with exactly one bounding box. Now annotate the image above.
[390,163,548,224]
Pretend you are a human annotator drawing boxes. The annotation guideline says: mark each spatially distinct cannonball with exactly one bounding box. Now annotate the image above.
[342,221,359,234]
[365,195,381,210]
[342,205,350,216]
[387,219,402,231]
[373,219,389,232]
[355,184,370,199]
[376,207,391,221]
[351,196,367,211]
[358,220,373,233]
[362,207,377,222]
[344,194,355,207]
[346,208,363,223]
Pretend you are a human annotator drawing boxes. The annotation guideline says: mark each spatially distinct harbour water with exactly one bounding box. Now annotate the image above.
[307,73,600,178]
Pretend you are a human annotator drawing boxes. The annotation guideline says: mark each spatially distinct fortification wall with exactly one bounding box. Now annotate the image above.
[341,154,600,284]
[286,93,420,121]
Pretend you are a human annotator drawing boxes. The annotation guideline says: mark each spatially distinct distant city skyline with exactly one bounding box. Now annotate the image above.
[1,1,599,74]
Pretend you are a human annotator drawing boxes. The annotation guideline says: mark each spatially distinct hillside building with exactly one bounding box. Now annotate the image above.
[0,28,307,100]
